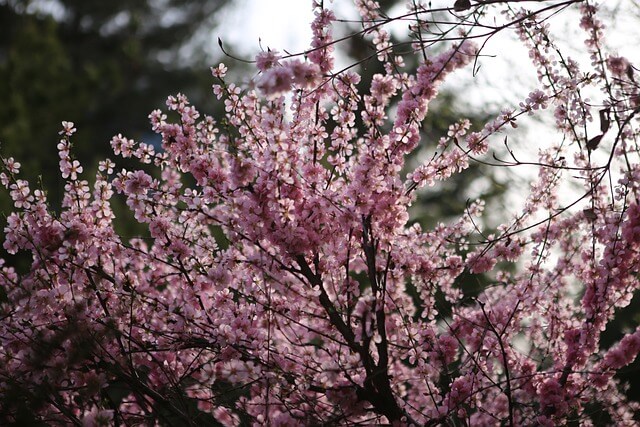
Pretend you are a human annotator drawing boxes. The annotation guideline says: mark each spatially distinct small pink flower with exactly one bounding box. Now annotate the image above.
[98,159,115,175]
[606,55,630,77]
[467,250,497,274]
[255,50,281,71]
[211,62,228,78]
[370,74,397,101]
[81,407,113,427]
[60,159,83,180]
[257,66,293,98]
[124,170,153,195]
[289,60,321,89]
[59,121,76,136]
[3,157,21,174]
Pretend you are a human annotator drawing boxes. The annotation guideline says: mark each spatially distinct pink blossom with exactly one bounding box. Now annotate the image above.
[370,74,397,102]
[289,60,321,89]
[60,159,83,180]
[124,170,153,195]
[81,407,113,427]
[466,250,497,274]
[1,2,640,426]
[59,120,76,136]
[255,50,281,71]
[211,62,228,78]
[257,66,293,98]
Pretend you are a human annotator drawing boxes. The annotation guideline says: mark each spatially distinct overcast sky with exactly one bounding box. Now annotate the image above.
[215,0,315,58]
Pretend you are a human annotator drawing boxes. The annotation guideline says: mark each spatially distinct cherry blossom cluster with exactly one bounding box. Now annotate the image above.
[1,0,639,425]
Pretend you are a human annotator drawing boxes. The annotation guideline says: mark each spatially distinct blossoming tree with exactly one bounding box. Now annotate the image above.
[1,0,640,425]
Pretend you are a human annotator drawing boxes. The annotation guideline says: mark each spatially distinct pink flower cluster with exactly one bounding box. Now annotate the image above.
[257,59,321,98]
[1,1,640,426]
